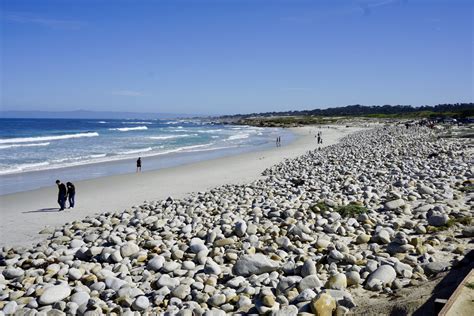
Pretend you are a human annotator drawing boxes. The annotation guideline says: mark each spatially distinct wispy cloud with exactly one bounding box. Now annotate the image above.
[357,0,400,16]
[3,13,85,30]
[281,0,401,23]
[110,90,148,97]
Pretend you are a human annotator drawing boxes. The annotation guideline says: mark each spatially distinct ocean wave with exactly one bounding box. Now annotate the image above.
[0,162,50,174]
[119,147,153,155]
[53,154,107,163]
[121,121,154,125]
[197,129,224,133]
[98,121,108,124]
[0,142,50,149]
[0,132,99,144]
[109,126,148,132]
[149,134,198,140]
[227,133,250,141]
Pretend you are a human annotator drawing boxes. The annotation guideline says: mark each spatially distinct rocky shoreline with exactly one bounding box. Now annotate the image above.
[1,125,473,315]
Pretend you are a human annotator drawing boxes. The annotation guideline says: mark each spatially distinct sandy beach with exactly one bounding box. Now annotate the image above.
[0,125,361,248]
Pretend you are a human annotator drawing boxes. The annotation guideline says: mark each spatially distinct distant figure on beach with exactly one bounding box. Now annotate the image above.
[136,157,142,172]
[276,136,281,147]
[55,180,67,211]
[316,131,323,144]
[66,182,75,208]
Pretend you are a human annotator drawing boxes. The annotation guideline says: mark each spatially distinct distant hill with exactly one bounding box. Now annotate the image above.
[0,110,205,120]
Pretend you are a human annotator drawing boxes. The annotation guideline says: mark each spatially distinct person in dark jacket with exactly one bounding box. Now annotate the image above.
[66,182,76,208]
[55,180,67,211]
[136,157,142,172]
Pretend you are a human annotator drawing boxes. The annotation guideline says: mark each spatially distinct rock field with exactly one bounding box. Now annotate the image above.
[0,125,473,315]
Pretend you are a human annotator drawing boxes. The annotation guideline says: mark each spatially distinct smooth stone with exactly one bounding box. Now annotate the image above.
[70,291,90,306]
[384,199,405,210]
[356,233,370,244]
[271,304,298,316]
[394,262,413,278]
[376,229,391,244]
[298,275,322,291]
[462,226,474,237]
[147,256,165,272]
[3,268,24,279]
[345,271,361,287]
[3,301,18,314]
[428,214,449,227]
[68,268,83,281]
[366,265,396,290]
[105,277,127,291]
[189,238,208,253]
[423,261,450,275]
[232,254,279,276]
[204,258,222,275]
[326,273,347,290]
[310,293,336,316]
[172,285,191,300]
[235,221,248,237]
[301,259,317,277]
[38,284,72,305]
[132,295,149,311]
[120,242,140,257]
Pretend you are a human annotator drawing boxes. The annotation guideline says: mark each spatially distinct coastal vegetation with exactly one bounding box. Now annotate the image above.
[219,103,474,127]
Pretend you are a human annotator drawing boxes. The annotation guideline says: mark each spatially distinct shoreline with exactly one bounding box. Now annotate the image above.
[0,127,294,196]
[0,125,362,248]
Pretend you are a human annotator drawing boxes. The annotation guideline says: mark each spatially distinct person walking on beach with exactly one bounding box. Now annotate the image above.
[136,157,142,172]
[66,182,75,208]
[55,180,67,211]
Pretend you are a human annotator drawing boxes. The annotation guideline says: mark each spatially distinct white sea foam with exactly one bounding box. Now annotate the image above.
[149,134,197,140]
[119,147,153,155]
[122,121,154,125]
[109,126,148,132]
[155,143,212,156]
[0,142,50,149]
[17,162,50,170]
[98,121,108,124]
[227,133,250,141]
[197,129,224,133]
[0,132,99,144]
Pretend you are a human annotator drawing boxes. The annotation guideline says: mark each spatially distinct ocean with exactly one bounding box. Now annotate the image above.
[0,118,293,195]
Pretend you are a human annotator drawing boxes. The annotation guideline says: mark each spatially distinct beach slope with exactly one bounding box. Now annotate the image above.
[0,125,360,248]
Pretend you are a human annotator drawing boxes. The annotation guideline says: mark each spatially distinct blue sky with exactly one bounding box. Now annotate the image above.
[1,0,472,115]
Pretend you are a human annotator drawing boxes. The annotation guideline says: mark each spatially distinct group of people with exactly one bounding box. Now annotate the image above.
[55,180,75,211]
[316,131,323,144]
[275,136,282,147]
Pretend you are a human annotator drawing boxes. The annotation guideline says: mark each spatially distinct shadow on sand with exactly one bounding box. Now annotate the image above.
[22,207,60,214]
[412,248,474,316]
